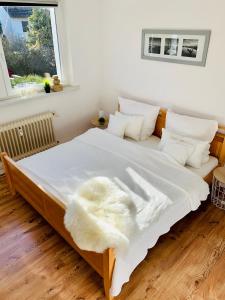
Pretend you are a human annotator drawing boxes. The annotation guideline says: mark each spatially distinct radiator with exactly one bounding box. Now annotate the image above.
[0,112,57,161]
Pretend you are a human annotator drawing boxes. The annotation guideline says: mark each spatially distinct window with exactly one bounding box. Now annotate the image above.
[22,20,28,32]
[0,0,61,99]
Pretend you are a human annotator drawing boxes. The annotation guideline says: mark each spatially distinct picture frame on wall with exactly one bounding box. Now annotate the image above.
[141,29,211,66]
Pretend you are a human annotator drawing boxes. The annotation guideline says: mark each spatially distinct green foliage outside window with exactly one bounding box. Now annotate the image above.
[11,74,45,88]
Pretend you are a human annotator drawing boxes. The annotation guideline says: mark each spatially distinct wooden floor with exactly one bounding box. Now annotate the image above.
[0,176,225,300]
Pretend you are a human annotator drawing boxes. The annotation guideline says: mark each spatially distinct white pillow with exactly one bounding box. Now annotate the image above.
[107,114,128,138]
[166,111,218,143]
[160,129,210,168]
[115,112,144,141]
[160,138,194,166]
[202,148,210,164]
[118,97,160,140]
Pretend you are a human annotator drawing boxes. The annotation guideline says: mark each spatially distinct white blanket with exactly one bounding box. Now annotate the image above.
[64,173,172,254]
[17,128,209,296]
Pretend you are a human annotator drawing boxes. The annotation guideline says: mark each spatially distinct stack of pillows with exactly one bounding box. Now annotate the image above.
[159,111,218,168]
[107,97,218,169]
[107,96,160,141]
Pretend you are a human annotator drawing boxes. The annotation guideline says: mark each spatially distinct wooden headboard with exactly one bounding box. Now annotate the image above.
[153,109,225,166]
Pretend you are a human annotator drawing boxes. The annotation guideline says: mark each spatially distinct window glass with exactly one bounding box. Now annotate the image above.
[0,5,60,94]
[22,20,28,32]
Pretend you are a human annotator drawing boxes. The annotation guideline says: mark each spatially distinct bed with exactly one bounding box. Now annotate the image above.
[1,108,225,300]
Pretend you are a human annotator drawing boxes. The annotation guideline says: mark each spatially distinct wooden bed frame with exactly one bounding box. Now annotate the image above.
[1,108,225,300]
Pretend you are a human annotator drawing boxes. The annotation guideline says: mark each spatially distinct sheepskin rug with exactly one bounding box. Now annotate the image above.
[64,177,137,253]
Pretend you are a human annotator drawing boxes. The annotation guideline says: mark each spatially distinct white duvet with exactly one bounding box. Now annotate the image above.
[17,128,209,296]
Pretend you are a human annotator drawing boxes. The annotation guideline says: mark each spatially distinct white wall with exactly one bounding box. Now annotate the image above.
[0,0,101,143]
[0,7,24,39]
[11,18,25,38]
[0,7,13,39]
[100,0,225,125]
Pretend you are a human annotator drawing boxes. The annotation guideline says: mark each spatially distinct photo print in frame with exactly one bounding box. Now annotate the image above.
[141,29,211,66]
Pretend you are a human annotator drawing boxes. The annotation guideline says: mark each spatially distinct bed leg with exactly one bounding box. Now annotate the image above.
[103,248,115,300]
[1,152,16,196]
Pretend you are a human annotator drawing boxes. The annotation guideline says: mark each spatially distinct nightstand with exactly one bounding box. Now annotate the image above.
[211,167,225,210]
[91,117,109,129]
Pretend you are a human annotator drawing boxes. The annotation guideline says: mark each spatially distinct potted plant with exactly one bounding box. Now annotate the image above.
[44,80,51,93]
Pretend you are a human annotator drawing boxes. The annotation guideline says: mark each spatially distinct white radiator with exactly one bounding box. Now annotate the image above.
[0,112,57,161]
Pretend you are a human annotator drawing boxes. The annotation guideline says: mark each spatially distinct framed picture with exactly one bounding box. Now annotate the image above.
[141,29,211,66]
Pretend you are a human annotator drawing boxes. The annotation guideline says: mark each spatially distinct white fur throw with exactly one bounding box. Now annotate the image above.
[64,177,136,253]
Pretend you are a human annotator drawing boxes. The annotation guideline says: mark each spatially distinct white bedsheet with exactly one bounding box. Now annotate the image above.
[17,129,209,296]
[126,135,218,178]
[126,135,160,150]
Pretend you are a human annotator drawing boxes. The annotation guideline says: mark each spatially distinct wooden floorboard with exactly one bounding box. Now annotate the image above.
[0,175,224,300]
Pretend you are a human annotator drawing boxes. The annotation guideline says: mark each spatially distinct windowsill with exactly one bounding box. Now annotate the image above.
[0,85,80,107]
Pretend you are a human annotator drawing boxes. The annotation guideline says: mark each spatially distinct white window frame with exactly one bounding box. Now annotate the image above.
[0,3,71,100]
[54,1,74,86]
[0,38,12,96]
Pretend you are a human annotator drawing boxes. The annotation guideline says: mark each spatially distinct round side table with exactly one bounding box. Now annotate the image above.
[211,167,225,210]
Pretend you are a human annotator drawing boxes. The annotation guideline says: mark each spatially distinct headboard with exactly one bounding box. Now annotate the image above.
[153,109,225,166]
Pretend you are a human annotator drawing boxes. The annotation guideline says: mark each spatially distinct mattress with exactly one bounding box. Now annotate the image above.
[17,129,209,297]
[126,135,218,178]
